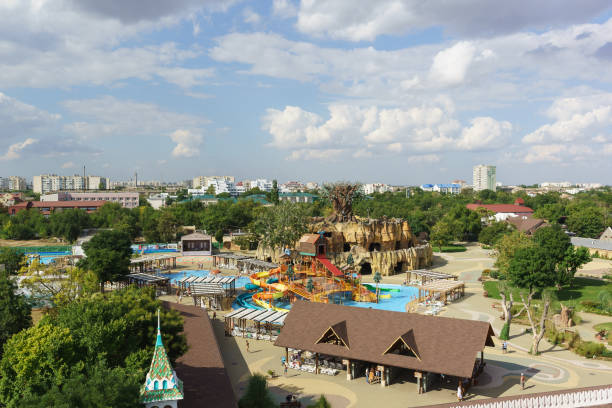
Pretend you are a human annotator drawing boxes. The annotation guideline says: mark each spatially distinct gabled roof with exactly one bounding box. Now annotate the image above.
[300,234,323,244]
[275,301,495,378]
[383,330,421,360]
[181,232,211,240]
[506,216,547,234]
[316,320,350,349]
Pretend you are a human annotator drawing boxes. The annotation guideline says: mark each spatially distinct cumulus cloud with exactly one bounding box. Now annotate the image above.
[429,42,476,86]
[243,8,261,24]
[523,93,612,144]
[272,0,297,18]
[263,103,512,160]
[61,161,75,169]
[0,1,218,88]
[170,129,203,158]
[295,0,612,41]
[0,138,38,161]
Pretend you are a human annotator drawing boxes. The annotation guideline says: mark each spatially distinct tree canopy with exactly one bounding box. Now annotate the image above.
[78,230,133,289]
[0,272,32,358]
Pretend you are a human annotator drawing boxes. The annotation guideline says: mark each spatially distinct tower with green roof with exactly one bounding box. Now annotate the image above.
[140,310,184,408]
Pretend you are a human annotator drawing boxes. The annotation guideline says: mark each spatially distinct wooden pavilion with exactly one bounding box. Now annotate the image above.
[275,301,494,394]
[124,272,171,294]
[175,275,237,310]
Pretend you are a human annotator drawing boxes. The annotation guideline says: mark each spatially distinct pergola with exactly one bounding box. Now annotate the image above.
[124,272,171,294]
[224,307,288,341]
[212,253,251,269]
[417,280,465,303]
[130,254,177,273]
[405,269,456,286]
[237,258,278,272]
[178,275,237,309]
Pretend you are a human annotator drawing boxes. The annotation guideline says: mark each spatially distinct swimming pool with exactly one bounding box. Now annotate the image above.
[161,270,251,288]
[27,251,72,265]
[232,283,420,312]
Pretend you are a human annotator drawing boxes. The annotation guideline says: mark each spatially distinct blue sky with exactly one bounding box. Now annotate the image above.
[1,0,612,185]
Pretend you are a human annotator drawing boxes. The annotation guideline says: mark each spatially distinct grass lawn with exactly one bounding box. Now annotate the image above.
[483,278,612,313]
[439,244,467,253]
[594,322,612,332]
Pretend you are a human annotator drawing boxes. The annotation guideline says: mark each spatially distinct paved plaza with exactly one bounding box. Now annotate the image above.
[165,245,612,407]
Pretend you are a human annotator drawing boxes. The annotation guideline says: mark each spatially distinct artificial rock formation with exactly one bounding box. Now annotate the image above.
[256,217,433,276]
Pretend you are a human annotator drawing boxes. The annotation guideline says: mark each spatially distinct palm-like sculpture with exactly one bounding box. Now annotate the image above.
[321,182,361,223]
[373,271,382,303]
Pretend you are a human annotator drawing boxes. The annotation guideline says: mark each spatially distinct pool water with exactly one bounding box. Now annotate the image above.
[27,251,72,265]
[161,270,251,288]
[232,283,420,312]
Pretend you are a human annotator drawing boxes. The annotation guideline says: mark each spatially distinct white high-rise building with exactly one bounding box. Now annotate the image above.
[192,176,234,189]
[0,178,8,191]
[473,165,496,191]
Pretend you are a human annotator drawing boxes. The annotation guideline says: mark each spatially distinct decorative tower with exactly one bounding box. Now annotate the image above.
[140,310,184,408]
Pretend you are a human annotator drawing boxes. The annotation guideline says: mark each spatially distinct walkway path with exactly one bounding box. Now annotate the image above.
[166,302,237,408]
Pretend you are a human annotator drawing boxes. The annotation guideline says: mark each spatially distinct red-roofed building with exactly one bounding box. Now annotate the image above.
[466,203,534,221]
[8,201,106,216]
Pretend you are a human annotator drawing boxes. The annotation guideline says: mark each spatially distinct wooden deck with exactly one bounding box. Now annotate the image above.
[166,302,237,408]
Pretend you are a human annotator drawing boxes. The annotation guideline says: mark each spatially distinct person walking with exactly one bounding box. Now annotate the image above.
[520,372,525,390]
[212,311,217,320]
[284,363,288,376]
[245,340,250,353]
[457,383,463,401]
[502,340,508,353]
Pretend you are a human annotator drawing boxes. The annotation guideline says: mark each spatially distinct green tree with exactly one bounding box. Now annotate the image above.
[0,324,82,406]
[255,202,308,252]
[78,230,132,291]
[157,209,178,243]
[430,220,453,251]
[269,180,279,205]
[205,184,216,195]
[566,206,605,238]
[373,271,382,303]
[493,230,535,275]
[533,203,566,224]
[308,395,332,408]
[19,360,140,408]
[478,221,511,246]
[444,205,482,241]
[48,208,90,243]
[238,373,276,408]
[533,225,590,289]
[306,278,314,293]
[0,248,25,275]
[0,272,32,358]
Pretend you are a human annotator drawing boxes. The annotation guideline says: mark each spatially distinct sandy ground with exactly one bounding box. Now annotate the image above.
[166,244,612,407]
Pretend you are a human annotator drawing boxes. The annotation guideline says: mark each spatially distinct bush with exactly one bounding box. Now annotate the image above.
[603,274,612,281]
[490,271,500,279]
[576,341,605,358]
[482,269,491,276]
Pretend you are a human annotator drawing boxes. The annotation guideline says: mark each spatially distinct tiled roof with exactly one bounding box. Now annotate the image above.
[571,237,612,251]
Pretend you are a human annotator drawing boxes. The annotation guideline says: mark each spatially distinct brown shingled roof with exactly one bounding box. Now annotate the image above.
[299,234,322,244]
[274,301,494,378]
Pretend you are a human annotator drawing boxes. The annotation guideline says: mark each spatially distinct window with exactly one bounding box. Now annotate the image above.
[154,381,159,390]
[162,380,168,389]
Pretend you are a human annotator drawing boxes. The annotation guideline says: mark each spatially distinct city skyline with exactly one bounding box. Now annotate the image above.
[1,1,612,185]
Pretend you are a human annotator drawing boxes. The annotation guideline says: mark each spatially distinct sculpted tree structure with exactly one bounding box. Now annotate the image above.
[322,182,361,223]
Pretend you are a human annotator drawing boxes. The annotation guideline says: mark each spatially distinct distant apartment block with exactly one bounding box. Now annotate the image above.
[192,176,234,189]
[278,192,318,203]
[420,183,462,194]
[473,165,496,191]
[33,174,110,194]
[8,201,106,216]
[362,183,392,195]
[280,181,305,193]
[0,176,27,191]
[41,191,139,209]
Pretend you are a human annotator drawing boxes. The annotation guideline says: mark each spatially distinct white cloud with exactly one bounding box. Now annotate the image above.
[294,0,612,41]
[61,161,75,169]
[272,0,297,19]
[457,117,512,150]
[523,93,612,144]
[0,138,38,161]
[0,1,219,88]
[170,129,203,157]
[263,103,512,160]
[243,8,261,24]
[429,42,476,86]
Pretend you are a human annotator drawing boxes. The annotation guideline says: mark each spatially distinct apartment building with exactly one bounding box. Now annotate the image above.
[473,165,496,191]
[8,201,106,216]
[33,174,110,194]
[420,183,462,194]
[362,183,392,195]
[192,176,234,189]
[41,191,139,209]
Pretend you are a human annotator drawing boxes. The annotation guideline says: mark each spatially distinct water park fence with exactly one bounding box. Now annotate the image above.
[2,246,72,254]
